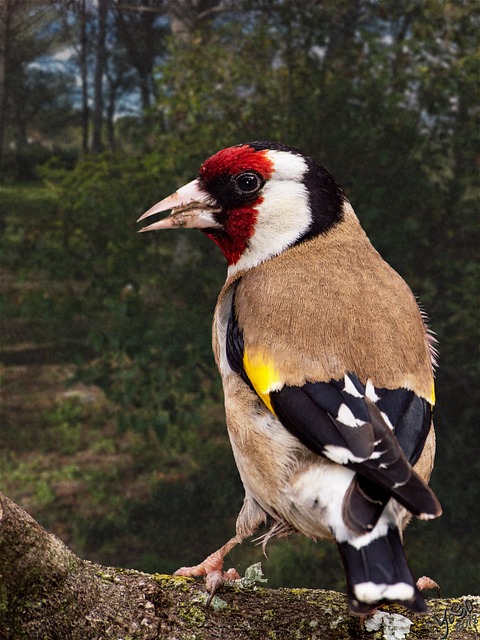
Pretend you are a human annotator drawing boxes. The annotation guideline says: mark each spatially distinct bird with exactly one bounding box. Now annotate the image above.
[137,141,442,616]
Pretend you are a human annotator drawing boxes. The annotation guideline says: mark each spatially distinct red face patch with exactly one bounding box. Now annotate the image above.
[204,198,264,265]
[196,145,275,266]
[199,144,274,183]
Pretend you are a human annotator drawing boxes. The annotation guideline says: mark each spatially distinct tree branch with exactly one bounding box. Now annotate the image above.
[0,492,478,639]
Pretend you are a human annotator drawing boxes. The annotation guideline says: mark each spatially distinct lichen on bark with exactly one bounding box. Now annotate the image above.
[0,492,478,640]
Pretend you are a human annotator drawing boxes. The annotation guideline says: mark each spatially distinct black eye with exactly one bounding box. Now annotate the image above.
[234,172,263,194]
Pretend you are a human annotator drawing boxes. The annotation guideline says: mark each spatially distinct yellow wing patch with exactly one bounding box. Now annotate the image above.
[243,350,284,414]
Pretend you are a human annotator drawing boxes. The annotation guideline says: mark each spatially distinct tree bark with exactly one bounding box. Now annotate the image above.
[0,492,478,640]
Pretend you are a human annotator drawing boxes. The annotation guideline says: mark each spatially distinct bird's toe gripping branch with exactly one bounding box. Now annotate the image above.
[416,575,441,596]
[173,535,241,598]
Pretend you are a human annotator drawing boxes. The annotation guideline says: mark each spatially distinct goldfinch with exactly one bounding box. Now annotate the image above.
[137,142,442,615]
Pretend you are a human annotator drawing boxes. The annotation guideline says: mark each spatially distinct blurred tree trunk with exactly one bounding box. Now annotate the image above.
[105,72,117,151]
[79,0,89,154]
[113,0,162,113]
[91,0,108,153]
[10,68,27,152]
[320,0,361,83]
[1,492,478,640]
[56,0,91,153]
[0,0,14,165]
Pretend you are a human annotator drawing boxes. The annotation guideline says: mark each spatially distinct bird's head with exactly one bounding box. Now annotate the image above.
[138,141,346,273]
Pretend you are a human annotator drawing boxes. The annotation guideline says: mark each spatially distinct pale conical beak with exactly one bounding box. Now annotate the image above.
[137,179,222,232]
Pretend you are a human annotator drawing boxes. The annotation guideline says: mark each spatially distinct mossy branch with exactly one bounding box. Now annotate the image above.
[0,492,478,640]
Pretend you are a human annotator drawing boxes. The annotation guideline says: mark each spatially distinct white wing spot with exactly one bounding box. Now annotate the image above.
[381,411,395,431]
[337,403,358,427]
[365,379,380,403]
[323,444,366,465]
[344,374,364,398]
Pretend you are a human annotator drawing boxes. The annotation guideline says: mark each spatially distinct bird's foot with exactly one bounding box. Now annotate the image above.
[174,536,241,599]
[416,575,441,596]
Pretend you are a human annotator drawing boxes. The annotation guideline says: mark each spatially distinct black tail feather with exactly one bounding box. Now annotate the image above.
[343,475,389,534]
[343,470,442,536]
[342,398,442,535]
[388,469,442,521]
[337,527,427,615]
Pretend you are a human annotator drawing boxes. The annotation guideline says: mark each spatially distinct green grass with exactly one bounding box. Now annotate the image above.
[0,181,58,219]
[1,181,61,273]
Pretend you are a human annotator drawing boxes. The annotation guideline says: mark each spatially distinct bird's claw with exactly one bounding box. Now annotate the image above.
[174,564,240,582]
[174,540,241,604]
[416,575,441,596]
[175,564,240,605]
[204,568,241,604]
[174,535,241,600]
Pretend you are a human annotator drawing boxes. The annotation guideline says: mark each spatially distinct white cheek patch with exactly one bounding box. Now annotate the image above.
[228,151,313,276]
[253,180,311,247]
[266,150,308,180]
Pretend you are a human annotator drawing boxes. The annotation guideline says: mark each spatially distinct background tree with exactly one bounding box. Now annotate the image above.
[112,0,167,114]
[91,0,108,153]
[57,0,94,154]
[0,0,65,167]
